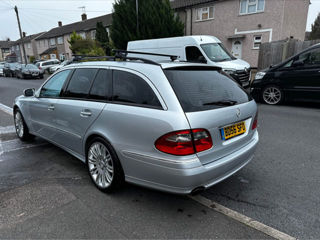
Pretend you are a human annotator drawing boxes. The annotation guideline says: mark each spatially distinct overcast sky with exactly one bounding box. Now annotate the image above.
[0,0,319,41]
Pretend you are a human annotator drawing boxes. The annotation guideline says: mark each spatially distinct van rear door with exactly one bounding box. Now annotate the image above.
[164,67,258,165]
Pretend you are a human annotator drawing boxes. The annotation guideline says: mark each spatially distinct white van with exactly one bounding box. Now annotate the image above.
[127,35,251,87]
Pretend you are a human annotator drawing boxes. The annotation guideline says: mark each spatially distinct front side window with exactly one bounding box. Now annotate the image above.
[112,70,161,108]
[253,35,262,49]
[40,70,71,98]
[89,69,112,100]
[201,43,235,62]
[186,46,205,62]
[64,68,97,98]
[240,0,264,14]
[196,6,214,21]
[297,48,320,67]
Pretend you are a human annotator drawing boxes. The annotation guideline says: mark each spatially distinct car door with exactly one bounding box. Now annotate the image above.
[279,47,320,101]
[29,69,72,140]
[53,68,109,155]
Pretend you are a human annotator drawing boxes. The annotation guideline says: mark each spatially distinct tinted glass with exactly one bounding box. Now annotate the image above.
[113,70,161,108]
[164,68,251,112]
[89,69,112,100]
[40,70,71,97]
[299,48,320,66]
[186,46,204,62]
[26,64,38,69]
[65,68,97,98]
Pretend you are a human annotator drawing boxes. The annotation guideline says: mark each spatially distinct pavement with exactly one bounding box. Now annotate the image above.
[0,75,320,239]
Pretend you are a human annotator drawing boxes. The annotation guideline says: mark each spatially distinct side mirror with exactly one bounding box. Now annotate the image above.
[23,88,35,97]
[292,60,304,67]
[198,56,207,64]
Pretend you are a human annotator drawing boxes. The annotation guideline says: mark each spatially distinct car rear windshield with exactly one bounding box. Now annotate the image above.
[164,68,251,112]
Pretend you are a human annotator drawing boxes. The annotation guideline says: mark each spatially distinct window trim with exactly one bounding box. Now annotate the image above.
[239,0,265,15]
[195,6,214,22]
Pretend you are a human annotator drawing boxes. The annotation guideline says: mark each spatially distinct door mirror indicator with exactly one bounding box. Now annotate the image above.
[292,60,304,67]
[23,88,35,97]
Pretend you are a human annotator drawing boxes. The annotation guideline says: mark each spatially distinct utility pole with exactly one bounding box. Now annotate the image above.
[136,0,139,35]
[14,6,27,64]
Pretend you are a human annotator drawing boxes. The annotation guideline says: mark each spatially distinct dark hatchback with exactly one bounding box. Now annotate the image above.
[3,62,18,77]
[15,64,43,79]
[251,43,320,105]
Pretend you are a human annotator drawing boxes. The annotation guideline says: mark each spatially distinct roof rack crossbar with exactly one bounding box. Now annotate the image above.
[113,49,179,61]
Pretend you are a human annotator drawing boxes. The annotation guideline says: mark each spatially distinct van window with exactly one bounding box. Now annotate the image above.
[201,43,235,62]
[164,68,251,112]
[89,69,112,101]
[112,70,162,108]
[64,68,97,99]
[186,46,205,62]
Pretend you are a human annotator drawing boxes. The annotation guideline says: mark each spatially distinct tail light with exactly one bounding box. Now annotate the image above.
[155,129,212,156]
[252,112,258,130]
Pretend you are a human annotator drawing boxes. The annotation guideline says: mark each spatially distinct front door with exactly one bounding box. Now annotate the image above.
[232,40,242,59]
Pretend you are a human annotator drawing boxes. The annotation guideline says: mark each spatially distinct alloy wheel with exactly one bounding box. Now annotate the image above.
[88,142,114,188]
[263,87,282,105]
[14,111,24,138]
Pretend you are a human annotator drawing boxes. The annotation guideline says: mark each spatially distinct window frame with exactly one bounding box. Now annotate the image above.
[196,6,214,21]
[91,30,96,40]
[57,36,63,45]
[50,38,56,46]
[239,0,265,15]
[253,35,262,50]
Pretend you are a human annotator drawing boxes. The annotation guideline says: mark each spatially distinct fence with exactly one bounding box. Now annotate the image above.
[257,39,320,70]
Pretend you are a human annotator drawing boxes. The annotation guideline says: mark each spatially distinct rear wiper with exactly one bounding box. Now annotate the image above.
[203,100,238,106]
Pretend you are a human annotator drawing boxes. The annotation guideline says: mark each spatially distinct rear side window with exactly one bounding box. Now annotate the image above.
[164,68,251,112]
[112,70,161,108]
[64,68,97,98]
[89,69,112,101]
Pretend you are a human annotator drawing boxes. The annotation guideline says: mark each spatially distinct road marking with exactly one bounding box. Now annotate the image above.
[0,103,13,116]
[0,125,16,134]
[189,195,296,240]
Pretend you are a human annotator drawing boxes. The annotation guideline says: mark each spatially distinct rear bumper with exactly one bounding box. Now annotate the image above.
[125,131,259,194]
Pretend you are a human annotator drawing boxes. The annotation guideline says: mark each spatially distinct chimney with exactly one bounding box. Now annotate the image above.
[23,32,26,38]
[58,21,62,27]
[81,13,87,21]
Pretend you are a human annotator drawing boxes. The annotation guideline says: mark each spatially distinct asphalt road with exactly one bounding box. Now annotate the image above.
[0,76,320,238]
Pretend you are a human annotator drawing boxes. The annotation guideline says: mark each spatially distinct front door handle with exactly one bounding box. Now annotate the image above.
[48,105,55,111]
[80,109,92,117]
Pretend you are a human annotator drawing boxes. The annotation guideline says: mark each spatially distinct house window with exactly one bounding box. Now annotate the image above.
[91,30,96,40]
[253,35,262,49]
[240,0,264,14]
[57,37,63,45]
[50,38,56,46]
[27,43,31,49]
[79,32,86,39]
[16,45,19,50]
[196,6,214,21]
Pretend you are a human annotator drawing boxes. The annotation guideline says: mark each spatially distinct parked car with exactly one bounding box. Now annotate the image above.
[0,65,4,76]
[15,64,43,79]
[251,43,320,105]
[127,35,252,88]
[36,59,60,73]
[3,62,18,77]
[13,51,258,194]
[49,60,72,74]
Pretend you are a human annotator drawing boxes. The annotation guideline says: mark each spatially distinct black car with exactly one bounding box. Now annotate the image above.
[251,43,320,105]
[3,62,18,77]
[15,64,43,79]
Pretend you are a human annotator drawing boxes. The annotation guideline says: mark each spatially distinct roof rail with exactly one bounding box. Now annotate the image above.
[113,49,179,61]
[71,53,161,66]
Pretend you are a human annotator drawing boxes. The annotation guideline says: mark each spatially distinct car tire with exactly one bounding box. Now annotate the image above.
[14,109,34,141]
[262,85,284,105]
[86,137,125,192]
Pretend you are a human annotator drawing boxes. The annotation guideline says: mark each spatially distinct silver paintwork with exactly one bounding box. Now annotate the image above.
[14,60,259,194]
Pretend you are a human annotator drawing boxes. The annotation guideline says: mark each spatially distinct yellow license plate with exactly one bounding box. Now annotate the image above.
[221,122,246,140]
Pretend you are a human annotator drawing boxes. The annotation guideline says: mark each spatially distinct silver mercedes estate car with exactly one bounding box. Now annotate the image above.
[13,52,259,194]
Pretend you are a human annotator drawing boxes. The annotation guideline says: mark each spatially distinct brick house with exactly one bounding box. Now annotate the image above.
[35,13,112,61]
[171,0,310,67]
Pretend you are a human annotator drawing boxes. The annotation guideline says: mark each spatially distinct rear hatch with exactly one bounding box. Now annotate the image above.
[164,66,257,165]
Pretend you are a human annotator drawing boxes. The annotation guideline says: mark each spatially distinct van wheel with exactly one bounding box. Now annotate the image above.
[14,109,34,141]
[262,85,283,105]
[86,137,124,192]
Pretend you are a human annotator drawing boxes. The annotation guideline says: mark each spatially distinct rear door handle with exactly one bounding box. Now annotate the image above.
[48,105,55,111]
[80,109,92,117]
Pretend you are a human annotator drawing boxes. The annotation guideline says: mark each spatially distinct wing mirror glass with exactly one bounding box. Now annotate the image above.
[292,60,304,67]
[23,88,35,97]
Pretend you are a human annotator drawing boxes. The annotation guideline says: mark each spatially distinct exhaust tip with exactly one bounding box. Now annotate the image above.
[191,186,205,196]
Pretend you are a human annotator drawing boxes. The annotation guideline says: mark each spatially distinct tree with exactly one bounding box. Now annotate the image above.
[68,31,105,56]
[110,0,184,49]
[95,22,111,55]
[310,13,320,40]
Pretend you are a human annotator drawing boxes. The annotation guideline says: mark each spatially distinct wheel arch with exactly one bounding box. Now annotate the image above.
[84,133,115,162]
